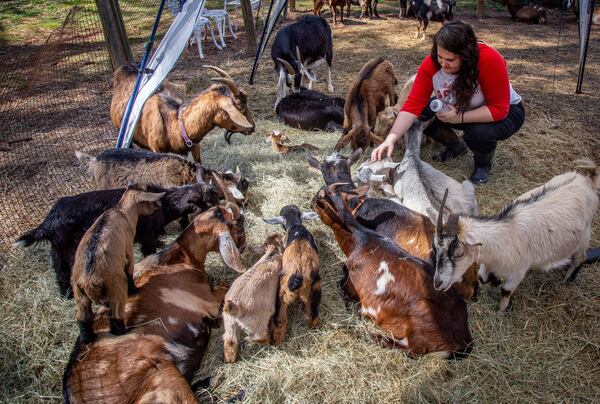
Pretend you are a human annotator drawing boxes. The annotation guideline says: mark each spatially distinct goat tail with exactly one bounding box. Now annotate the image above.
[14,226,48,248]
[75,151,95,172]
[575,159,600,190]
[287,273,304,292]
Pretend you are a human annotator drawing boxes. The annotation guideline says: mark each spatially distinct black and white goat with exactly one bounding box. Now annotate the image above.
[411,0,455,39]
[271,15,334,107]
[276,88,344,131]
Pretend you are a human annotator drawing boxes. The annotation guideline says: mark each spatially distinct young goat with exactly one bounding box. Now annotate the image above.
[267,131,319,154]
[264,205,322,343]
[276,88,345,132]
[335,57,398,151]
[111,64,254,162]
[76,148,249,205]
[498,0,547,24]
[372,74,415,144]
[14,183,219,297]
[313,184,473,357]
[71,187,164,343]
[428,160,600,312]
[222,234,285,363]
[357,120,478,217]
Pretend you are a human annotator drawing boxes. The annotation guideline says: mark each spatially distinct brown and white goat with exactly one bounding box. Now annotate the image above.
[63,334,197,404]
[306,151,478,301]
[335,57,398,151]
[498,0,547,24]
[313,184,473,357]
[267,130,319,154]
[76,148,249,205]
[110,64,255,163]
[372,73,415,143]
[264,205,322,344]
[222,234,285,363]
[429,160,600,312]
[71,187,164,343]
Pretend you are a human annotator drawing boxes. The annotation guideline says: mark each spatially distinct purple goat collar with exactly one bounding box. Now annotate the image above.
[178,107,194,148]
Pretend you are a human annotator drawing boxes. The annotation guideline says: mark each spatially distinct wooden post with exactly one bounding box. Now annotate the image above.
[476,0,485,19]
[95,0,132,69]
[240,0,257,55]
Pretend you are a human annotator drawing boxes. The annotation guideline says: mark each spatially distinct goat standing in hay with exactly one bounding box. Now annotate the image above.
[428,160,600,312]
[110,64,255,163]
[335,57,398,151]
[275,88,345,132]
[271,15,334,107]
[76,148,249,205]
[71,187,164,343]
[264,205,322,344]
[267,131,319,154]
[314,0,349,23]
[411,0,455,39]
[222,234,285,363]
[313,184,473,357]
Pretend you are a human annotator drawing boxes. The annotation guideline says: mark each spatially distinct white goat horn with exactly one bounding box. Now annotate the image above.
[203,65,234,81]
[295,46,303,66]
[276,58,295,75]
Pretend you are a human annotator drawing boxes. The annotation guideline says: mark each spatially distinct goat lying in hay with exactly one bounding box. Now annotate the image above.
[76,148,249,205]
[306,150,479,301]
[497,0,547,24]
[110,64,255,162]
[275,88,344,132]
[14,182,219,297]
[335,57,398,151]
[313,184,473,357]
[429,160,600,312]
[267,131,319,154]
[71,187,164,343]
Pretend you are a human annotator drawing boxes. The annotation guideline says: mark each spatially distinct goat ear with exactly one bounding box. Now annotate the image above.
[139,192,165,203]
[220,99,253,129]
[381,183,395,196]
[263,216,286,226]
[234,166,242,182]
[348,148,363,166]
[462,232,482,247]
[382,161,401,170]
[227,185,244,201]
[305,155,322,170]
[301,211,319,221]
[369,174,387,183]
[354,184,370,196]
[217,231,245,273]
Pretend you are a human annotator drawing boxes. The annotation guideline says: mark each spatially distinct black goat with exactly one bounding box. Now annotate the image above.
[271,15,334,107]
[14,183,219,297]
[275,88,344,132]
[411,0,455,39]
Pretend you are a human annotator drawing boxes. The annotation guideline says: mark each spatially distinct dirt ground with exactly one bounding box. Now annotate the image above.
[1,4,599,403]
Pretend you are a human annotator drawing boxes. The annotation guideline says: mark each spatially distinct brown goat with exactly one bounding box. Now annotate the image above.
[267,131,319,154]
[63,334,197,404]
[314,0,347,24]
[222,234,285,363]
[498,0,547,24]
[264,205,322,344]
[372,73,415,144]
[71,187,164,343]
[313,184,473,358]
[110,64,255,163]
[335,57,398,151]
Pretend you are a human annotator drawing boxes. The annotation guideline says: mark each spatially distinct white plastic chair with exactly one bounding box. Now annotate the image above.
[201,0,238,48]
[166,0,224,59]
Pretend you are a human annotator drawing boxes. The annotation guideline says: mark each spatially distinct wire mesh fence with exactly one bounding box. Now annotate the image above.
[0,0,176,264]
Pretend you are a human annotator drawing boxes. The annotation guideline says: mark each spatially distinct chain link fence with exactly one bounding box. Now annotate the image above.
[0,0,176,264]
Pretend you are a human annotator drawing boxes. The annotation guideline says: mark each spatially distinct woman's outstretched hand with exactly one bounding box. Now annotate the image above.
[371,133,400,161]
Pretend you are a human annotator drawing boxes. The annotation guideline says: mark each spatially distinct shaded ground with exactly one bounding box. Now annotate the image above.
[1,2,599,402]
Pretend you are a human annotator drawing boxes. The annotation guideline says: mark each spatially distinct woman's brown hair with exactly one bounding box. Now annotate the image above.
[430,21,479,112]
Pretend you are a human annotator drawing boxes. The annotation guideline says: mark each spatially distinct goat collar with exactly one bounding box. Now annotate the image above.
[178,106,195,148]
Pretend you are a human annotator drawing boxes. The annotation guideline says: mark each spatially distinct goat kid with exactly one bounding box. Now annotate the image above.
[271,15,334,107]
[14,182,219,297]
[71,187,164,343]
[222,234,285,363]
[498,0,547,24]
[313,184,473,357]
[267,131,319,154]
[110,64,254,162]
[264,205,322,344]
[336,57,398,151]
[372,73,416,144]
[428,160,600,312]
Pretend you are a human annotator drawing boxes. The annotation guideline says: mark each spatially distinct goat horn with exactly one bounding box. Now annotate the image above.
[295,46,303,65]
[446,213,459,236]
[437,188,449,237]
[203,65,234,81]
[276,58,295,75]
[210,77,240,97]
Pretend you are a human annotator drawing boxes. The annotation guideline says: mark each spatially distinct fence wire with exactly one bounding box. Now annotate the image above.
[0,0,175,264]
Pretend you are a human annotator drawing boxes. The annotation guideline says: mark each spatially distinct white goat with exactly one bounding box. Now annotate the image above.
[357,120,478,216]
[427,160,600,312]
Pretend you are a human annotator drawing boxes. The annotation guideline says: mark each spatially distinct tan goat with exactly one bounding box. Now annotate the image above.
[335,57,398,151]
[372,73,415,143]
[110,64,255,163]
[267,131,319,154]
[71,187,164,343]
[222,234,285,363]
